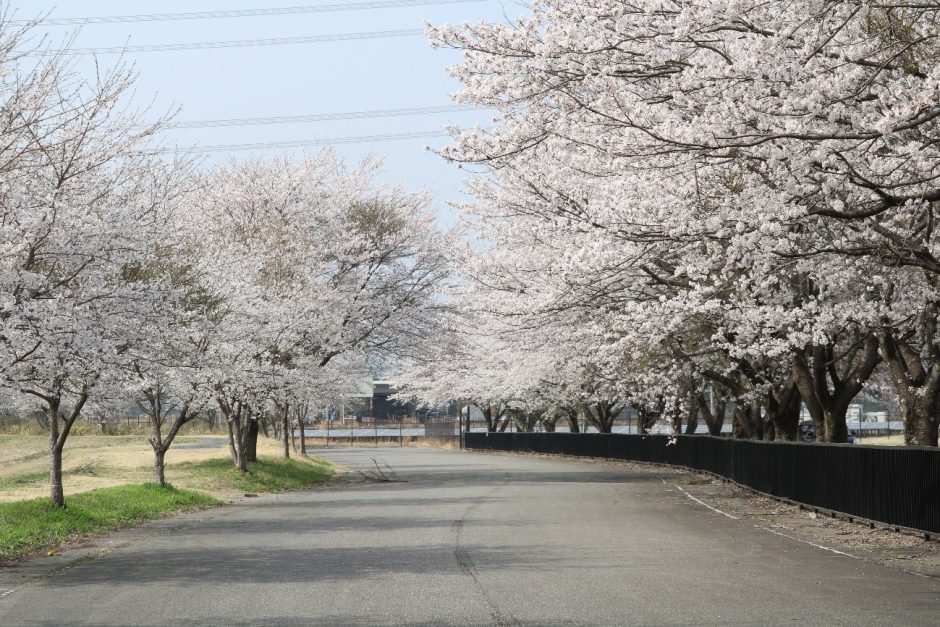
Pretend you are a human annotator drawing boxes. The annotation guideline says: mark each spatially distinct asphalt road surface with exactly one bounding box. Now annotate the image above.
[1,447,939,626]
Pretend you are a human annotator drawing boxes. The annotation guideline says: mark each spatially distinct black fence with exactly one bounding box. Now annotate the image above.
[465,432,940,535]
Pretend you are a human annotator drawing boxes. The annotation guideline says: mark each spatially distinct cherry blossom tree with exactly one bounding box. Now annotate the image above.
[0,15,186,505]
[192,153,453,469]
[114,188,220,485]
[427,0,940,444]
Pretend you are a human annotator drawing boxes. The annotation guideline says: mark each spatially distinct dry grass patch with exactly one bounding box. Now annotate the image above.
[0,434,289,502]
[858,435,906,446]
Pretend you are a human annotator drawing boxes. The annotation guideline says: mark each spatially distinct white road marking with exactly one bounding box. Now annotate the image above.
[672,483,740,520]
[750,523,860,559]
[662,475,862,559]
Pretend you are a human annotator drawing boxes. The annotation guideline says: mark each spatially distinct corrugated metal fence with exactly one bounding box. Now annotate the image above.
[465,432,940,535]
[425,415,460,445]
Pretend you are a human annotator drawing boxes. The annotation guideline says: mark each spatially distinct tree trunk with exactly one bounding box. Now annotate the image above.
[761,393,777,440]
[763,421,776,441]
[897,379,940,447]
[766,382,801,441]
[50,441,65,507]
[671,407,683,435]
[541,410,558,432]
[482,405,499,432]
[824,409,848,443]
[732,403,752,439]
[46,397,65,508]
[281,404,290,459]
[138,386,198,485]
[142,388,167,485]
[877,329,940,447]
[150,405,194,486]
[791,337,880,443]
[153,449,166,485]
[698,385,726,436]
[508,408,540,432]
[750,400,764,440]
[41,389,89,508]
[233,411,249,471]
[731,400,763,440]
[564,408,580,433]
[221,399,253,471]
[226,418,238,464]
[234,416,250,471]
[244,417,259,463]
[219,397,246,469]
[299,414,307,455]
[587,401,616,433]
[635,401,662,435]
[906,401,940,446]
[684,402,698,435]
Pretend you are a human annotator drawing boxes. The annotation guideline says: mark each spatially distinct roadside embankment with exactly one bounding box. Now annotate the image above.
[0,434,335,564]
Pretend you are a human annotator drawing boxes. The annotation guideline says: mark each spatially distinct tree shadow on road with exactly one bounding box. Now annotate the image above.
[46,543,566,588]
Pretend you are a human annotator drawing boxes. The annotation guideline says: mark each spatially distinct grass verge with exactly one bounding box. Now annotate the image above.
[0,455,335,565]
[175,456,335,495]
[0,484,219,564]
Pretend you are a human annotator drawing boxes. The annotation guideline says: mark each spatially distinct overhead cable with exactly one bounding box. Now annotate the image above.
[26,28,425,56]
[171,104,485,129]
[156,129,450,154]
[11,0,485,26]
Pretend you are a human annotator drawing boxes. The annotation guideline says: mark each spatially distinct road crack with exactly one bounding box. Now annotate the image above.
[453,486,519,627]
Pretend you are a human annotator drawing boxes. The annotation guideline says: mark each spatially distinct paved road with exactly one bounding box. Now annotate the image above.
[1,448,938,626]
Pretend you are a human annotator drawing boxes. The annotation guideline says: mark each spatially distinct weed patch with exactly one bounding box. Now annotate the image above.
[176,456,334,494]
[0,484,219,564]
[0,471,48,489]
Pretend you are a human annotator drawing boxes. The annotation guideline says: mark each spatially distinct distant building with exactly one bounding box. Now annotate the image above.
[371,381,415,421]
[335,375,455,422]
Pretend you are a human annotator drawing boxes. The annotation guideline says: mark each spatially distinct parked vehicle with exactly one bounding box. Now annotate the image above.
[798,420,856,443]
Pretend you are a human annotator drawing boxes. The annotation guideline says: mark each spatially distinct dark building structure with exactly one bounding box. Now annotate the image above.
[370,381,415,421]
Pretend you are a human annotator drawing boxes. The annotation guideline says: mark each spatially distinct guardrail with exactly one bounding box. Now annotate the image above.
[465,432,940,535]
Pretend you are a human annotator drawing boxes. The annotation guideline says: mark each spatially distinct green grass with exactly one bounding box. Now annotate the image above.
[0,484,219,564]
[0,470,48,489]
[0,465,104,490]
[0,455,335,565]
[176,456,335,494]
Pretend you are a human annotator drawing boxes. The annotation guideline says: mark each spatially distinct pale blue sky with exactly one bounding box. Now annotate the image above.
[7,0,524,224]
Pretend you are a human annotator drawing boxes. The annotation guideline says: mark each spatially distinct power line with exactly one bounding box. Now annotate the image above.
[171,104,486,129]
[25,28,425,56]
[11,0,485,26]
[156,129,451,154]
